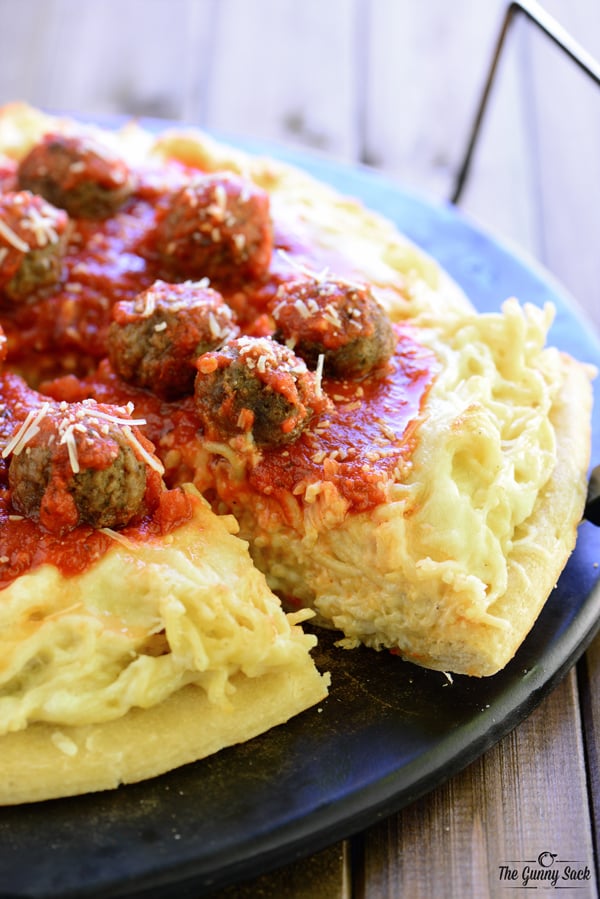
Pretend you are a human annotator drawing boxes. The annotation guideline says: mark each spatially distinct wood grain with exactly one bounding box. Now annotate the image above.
[362,1,509,195]
[522,0,600,336]
[580,630,600,860]
[356,669,597,898]
[204,0,362,160]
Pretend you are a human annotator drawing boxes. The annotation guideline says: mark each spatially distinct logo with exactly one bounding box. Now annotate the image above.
[497,852,591,889]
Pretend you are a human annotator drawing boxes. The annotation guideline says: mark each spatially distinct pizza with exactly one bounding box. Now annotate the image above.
[0,102,595,804]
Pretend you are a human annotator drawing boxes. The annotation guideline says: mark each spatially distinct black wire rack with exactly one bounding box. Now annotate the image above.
[451,0,600,206]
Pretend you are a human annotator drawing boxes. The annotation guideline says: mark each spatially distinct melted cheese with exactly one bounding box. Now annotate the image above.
[0,490,318,734]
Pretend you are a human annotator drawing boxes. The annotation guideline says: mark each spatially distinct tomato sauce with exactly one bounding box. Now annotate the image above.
[0,150,439,584]
[250,328,438,512]
[0,474,194,591]
[0,374,193,589]
[0,159,358,376]
[45,325,438,520]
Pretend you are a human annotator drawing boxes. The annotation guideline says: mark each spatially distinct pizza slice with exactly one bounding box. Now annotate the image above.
[0,369,328,804]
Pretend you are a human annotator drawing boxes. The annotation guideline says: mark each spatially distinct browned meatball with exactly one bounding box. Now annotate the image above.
[0,190,70,301]
[194,336,330,446]
[272,275,395,378]
[6,399,163,534]
[107,279,239,398]
[155,172,273,284]
[17,131,135,219]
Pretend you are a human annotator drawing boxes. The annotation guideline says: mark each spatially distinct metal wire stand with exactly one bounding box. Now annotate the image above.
[451,0,600,206]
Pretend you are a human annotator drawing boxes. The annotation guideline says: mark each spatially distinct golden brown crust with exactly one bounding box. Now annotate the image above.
[397,353,594,675]
[0,663,327,805]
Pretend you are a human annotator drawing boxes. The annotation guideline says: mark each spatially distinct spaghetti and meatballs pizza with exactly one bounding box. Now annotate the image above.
[0,102,594,803]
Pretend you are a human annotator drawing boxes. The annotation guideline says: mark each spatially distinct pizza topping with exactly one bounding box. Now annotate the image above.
[155,172,273,284]
[248,327,439,513]
[194,335,331,446]
[107,279,239,398]
[5,399,163,534]
[17,131,135,219]
[271,274,395,377]
[0,190,70,301]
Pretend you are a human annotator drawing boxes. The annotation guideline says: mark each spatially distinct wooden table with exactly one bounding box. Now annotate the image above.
[1,1,599,896]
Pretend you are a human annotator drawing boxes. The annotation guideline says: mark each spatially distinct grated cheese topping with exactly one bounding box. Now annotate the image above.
[1,402,51,458]
[0,217,29,253]
[3,399,164,477]
[19,203,60,247]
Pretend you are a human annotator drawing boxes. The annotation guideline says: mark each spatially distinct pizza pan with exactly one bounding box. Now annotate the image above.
[0,124,599,899]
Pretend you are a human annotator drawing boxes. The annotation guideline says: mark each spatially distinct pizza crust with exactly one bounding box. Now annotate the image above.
[394,351,593,674]
[0,664,325,805]
[0,488,329,804]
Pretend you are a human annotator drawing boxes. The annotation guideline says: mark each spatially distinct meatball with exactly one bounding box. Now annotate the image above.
[107,280,238,398]
[17,131,135,219]
[272,275,395,378]
[155,172,273,284]
[0,190,70,301]
[194,335,330,446]
[7,399,162,534]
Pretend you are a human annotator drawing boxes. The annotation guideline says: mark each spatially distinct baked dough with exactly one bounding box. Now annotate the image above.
[0,102,594,814]
[0,485,328,804]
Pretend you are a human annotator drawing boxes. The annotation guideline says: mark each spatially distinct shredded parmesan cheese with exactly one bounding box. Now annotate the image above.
[315,353,324,397]
[20,204,59,246]
[98,527,139,550]
[0,217,29,253]
[122,425,165,474]
[2,403,50,458]
[59,424,80,474]
[76,406,147,428]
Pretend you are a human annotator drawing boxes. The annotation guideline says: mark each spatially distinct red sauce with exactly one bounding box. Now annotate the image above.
[45,326,438,520]
[0,157,17,192]
[0,476,194,590]
[1,149,438,584]
[249,327,438,512]
[0,161,354,376]
[0,371,193,587]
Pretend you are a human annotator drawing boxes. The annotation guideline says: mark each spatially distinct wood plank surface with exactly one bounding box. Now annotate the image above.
[204,0,362,161]
[0,2,598,897]
[356,669,596,899]
[580,628,600,862]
